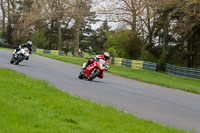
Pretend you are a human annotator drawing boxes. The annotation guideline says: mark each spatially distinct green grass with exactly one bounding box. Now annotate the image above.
[0,47,12,50]
[34,53,200,95]
[0,68,189,133]
[35,53,87,65]
[109,65,200,94]
[67,51,95,58]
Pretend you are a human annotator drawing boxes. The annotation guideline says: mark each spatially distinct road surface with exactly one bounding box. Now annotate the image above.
[0,49,200,132]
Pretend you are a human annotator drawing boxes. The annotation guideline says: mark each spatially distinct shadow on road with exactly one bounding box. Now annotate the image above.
[8,63,30,67]
[77,78,105,83]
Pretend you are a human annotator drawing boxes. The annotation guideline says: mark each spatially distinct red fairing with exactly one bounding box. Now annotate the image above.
[84,63,96,78]
[106,59,110,66]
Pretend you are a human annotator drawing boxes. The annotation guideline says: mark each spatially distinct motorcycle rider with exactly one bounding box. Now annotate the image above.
[13,41,33,60]
[82,52,110,79]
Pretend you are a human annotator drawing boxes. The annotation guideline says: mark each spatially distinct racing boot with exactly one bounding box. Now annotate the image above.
[80,63,87,78]
[81,63,87,70]
[25,56,29,60]
[98,73,104,79]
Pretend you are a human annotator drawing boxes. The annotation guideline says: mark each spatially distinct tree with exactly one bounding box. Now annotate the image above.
[139,0,160,60]
[153,0,177,70]
[71,0,95,57]
[169,0,200,67]
[11,0,44,44]
[98,0,146,34]
[0,0,6,37]
[89,20,110,54]
[43,0,72,50]
[98,0,160,60]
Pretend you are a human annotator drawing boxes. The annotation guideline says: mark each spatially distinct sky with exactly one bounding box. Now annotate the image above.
[0,0,124,31]
[90,0,124,30]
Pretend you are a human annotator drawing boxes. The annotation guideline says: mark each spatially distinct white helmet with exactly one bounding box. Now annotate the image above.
[27,41,33,47]
[104,52,110,60]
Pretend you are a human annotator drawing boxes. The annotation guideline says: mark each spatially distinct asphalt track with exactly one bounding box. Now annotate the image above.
[0,49,200,132]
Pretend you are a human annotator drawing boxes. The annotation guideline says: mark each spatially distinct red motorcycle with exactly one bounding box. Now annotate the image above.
[78,59,108,81]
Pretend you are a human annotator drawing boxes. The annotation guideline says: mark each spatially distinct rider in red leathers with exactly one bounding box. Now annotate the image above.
[82,52,110,79]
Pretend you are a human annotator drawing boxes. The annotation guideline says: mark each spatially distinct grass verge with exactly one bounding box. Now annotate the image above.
[0,47,12,50]
[34,53,200,94]
[0,68,189,133]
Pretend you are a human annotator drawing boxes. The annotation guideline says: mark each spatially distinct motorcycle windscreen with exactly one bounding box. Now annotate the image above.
[99,59,107,70]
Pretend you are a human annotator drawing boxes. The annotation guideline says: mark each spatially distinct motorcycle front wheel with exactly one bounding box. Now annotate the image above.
[78,72,84,79]
[10,57,15,64]
[88,70,99,81]
[15,56,23,65]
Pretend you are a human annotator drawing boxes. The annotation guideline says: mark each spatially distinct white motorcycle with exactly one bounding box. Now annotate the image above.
[10,48,30,65]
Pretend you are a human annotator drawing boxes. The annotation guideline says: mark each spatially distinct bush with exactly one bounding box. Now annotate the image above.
[107,47,118,57]
[31,31,49,49]
[157,56,166,71]
[104,30,142,59]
